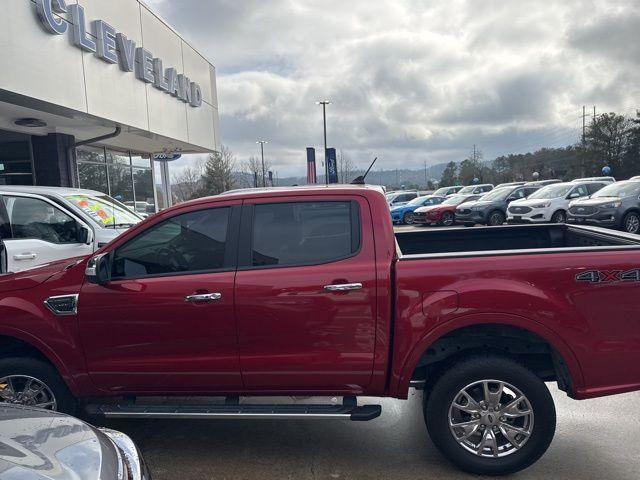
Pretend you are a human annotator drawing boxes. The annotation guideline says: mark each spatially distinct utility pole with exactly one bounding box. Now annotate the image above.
[316,100,331,185]
[424,160,427,187]
[395,168,398,187]
[581,106,588,177]
[256,140,268,187]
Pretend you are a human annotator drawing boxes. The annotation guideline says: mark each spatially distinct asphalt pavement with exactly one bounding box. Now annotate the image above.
[103,386,640,480]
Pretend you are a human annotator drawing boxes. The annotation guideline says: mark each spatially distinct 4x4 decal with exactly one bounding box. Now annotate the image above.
[576,269,640,283]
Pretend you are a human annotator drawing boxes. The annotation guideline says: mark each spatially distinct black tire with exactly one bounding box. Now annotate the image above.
[0,357,76,414]
[404,212,415,225]
[440,212,455,226]
[424,356,556,476]
[463,223,475,227]
[622,212,640,234]
[551,210,566,223]
[487,210,505,226]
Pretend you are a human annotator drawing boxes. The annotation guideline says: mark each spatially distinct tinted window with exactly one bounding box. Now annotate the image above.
[511,188,528,200]
[2,196,82,244]
[112,208,230,278]
[587,183,606,195]
[252,201,359,267]
[570,185,589,198]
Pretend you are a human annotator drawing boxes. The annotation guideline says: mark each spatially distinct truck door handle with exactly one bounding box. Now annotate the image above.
[324,283,363,292]
[14,253,37,261]
[185,293,222,303]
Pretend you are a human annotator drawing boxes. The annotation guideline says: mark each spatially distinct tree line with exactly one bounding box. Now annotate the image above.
[439,110,640,187]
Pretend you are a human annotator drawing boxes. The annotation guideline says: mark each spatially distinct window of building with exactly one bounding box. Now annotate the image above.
[251,201,360,267]
[112,207,230,279]
[0,132,34,186]
[76,146,156,214]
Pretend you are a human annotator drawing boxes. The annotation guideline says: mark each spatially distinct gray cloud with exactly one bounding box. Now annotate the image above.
[146,0,640,176]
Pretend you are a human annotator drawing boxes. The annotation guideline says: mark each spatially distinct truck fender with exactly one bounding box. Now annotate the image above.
[0,325,81,396]
[392,312,585,399]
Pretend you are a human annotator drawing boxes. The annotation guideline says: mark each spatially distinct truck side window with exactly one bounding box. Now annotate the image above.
[3,196,81,244]
[251,201,360,267]
[112,207,230,279]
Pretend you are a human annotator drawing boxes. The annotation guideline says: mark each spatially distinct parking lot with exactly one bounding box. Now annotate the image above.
[102,385,640,480]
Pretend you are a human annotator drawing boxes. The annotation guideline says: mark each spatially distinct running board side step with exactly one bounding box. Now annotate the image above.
[86,396,381,422]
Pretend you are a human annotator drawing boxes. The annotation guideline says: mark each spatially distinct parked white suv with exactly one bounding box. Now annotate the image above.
[0,186,143,272]
[507,181,607,224]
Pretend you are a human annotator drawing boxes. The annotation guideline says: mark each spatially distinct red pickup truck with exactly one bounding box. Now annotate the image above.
[1,185,639,475]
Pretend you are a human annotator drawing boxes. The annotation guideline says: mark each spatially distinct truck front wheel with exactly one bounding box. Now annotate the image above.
[424,356,556,475]
[0,357,76,414]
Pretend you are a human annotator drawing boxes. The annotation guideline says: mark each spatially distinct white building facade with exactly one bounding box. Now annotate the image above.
[0,0,219,210]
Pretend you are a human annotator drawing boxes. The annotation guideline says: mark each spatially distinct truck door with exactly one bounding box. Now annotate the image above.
[234,196,377,391]
[0,193,93,272]
[78,202,243,393]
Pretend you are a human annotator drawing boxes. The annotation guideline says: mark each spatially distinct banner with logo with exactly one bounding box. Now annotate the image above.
[326,148,338,184]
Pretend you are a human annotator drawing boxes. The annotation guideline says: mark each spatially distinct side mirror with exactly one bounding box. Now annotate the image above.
[506,196,516,203]
[568,192,580,199]
[78,224,93,245]
[85,253,111,285]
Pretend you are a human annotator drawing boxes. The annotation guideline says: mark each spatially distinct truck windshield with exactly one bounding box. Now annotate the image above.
[458,186,476,194]
[592,182,640,199]
[65,194,143,228]
[527,184,572,199]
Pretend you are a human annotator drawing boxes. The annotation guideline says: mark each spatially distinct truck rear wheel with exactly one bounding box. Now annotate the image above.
[423,356,556,475]
[0,357,76,415]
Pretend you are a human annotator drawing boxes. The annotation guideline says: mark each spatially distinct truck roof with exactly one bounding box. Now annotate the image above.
[0,185,107,198]
[210,184,386,202]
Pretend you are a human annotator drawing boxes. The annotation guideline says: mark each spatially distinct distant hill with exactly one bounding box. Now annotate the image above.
[233,162,452,189]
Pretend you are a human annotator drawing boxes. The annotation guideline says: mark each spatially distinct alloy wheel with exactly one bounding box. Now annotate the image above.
[448,379,534,458]
[489,212,505,226]
[0,375,58,410]
[442,213,454,226]
[552,211,566,223]
[625,214,640,234]
[404,212,414,224]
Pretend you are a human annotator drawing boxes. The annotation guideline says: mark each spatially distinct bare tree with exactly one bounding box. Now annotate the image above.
[338,150,355,183]
[172,160,204,203]
[240,155,272,187]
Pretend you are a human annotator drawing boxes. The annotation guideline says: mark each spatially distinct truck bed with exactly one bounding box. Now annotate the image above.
[395,224,640,257]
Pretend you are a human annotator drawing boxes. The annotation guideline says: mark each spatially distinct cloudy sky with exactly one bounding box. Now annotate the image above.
[145,0,640,177]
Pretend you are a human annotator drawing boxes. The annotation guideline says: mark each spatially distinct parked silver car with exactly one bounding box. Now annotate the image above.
[0,404,149,480]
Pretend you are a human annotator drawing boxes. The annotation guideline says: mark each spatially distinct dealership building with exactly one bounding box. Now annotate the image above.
[0,0,219,211]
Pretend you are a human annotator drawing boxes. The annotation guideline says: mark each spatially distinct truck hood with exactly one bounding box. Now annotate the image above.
[0,405,118,480]
[0,257,84,294]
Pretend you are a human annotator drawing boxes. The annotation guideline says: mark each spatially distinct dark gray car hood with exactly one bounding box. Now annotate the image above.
[0,406,118,480]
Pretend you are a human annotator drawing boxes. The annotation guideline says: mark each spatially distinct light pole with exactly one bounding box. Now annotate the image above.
[316,100,331,185]
[256,140,268,187]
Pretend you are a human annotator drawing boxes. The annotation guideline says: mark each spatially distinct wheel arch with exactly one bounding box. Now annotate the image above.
[0,328,80,396]
[393,314,584,400]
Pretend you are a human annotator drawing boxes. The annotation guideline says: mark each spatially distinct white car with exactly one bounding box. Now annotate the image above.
[0,186,144,272]
[385,191,419,207]
[507,181,607,224]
